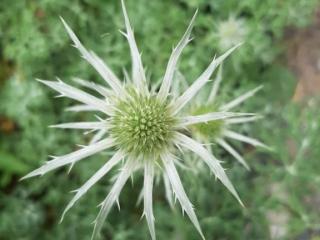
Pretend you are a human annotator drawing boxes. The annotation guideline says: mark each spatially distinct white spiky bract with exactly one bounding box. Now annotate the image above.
[22,1,249,239]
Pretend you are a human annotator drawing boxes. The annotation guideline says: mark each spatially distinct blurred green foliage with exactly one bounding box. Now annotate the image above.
[0,0,319,239]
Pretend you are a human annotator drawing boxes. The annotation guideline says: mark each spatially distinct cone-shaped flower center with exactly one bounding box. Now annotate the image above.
[110,89,176,156]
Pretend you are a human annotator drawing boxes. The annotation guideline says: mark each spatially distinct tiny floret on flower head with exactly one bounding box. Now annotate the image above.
[22,1,252,239]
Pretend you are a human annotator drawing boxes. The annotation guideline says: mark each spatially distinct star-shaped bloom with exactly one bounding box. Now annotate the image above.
[22,1,253,239]
[215,15,248,51]
[178,66,269,171]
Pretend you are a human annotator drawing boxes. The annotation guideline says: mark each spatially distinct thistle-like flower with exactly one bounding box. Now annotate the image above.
[216,15,248,51]
[182,67,269,171]
[22,1,254,239]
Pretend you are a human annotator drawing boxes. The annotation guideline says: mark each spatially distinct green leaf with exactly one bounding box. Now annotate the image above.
[0,151,30,174]
[261,65,297,104]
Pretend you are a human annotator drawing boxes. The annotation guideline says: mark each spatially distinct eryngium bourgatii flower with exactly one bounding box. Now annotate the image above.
[22,1,253,239]
[184,67,270,171]
[216,15,248,51]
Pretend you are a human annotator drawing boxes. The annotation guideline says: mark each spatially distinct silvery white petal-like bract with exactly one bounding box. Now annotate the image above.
[60,17,125,96]
[225,115,263,124]
[217,138,250,170]
[224,130,269,149]
[50,121,107,130]
[172,43,242,115]
[178,112,255,127]
[92,159,136,240]
[174,132,243,206]
[22,139,115,180]
[158,10,198,102]
[61,150,125,221]
[143,160,156,240]
[38,79,113,115]
[161,152,205,240]
[220,85,263,111]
